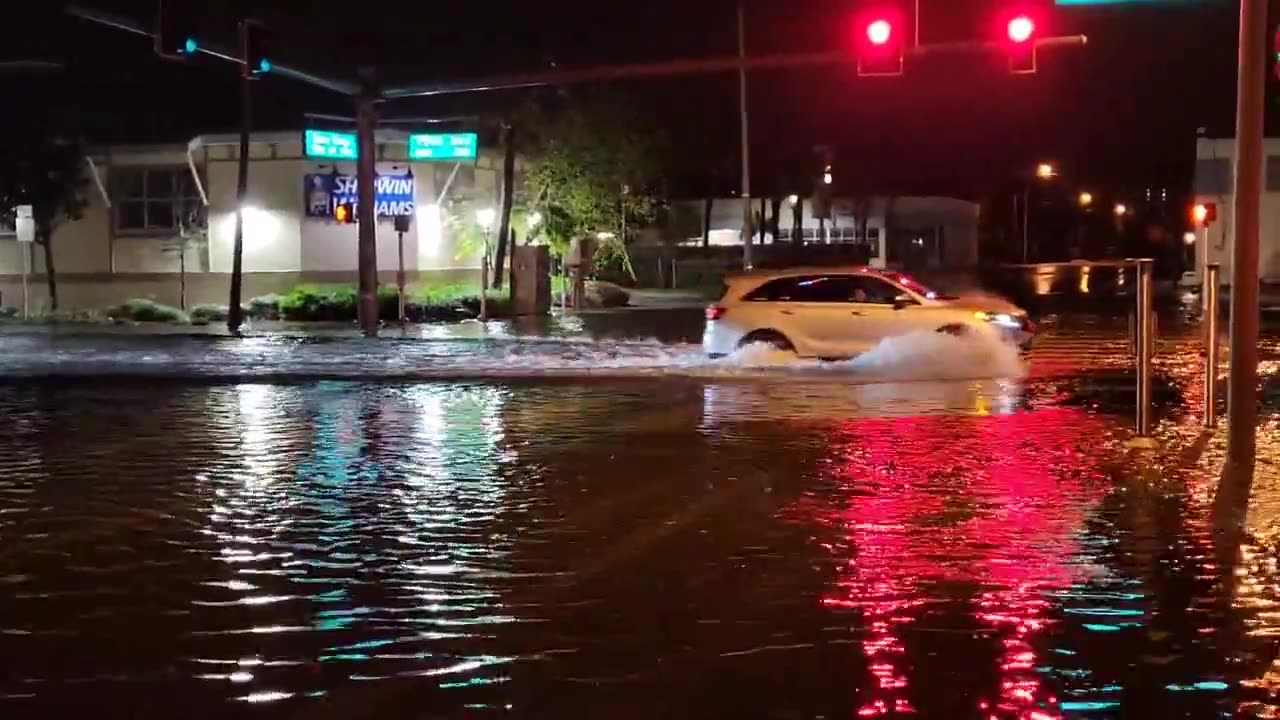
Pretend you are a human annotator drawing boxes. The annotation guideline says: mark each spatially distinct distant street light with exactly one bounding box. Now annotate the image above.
[1183,231,1197,246]
[1078,191,1093,208]
[787,194,799,206]
[1035,163,1056,180]
[1113,203,1128,217]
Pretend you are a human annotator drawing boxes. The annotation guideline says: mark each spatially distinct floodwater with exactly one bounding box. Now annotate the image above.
[3,318,1280,718]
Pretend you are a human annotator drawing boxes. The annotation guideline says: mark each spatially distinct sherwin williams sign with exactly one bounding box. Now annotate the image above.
[304,173,414,218]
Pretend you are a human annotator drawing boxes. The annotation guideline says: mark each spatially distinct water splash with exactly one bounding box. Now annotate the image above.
[717,325,1025,382]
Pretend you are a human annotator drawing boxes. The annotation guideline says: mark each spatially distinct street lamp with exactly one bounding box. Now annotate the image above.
[476,207,496,321]
[1113,203,1128,217]
[787,194,799,206]
[1035,163,1056,180]
[1183,231,1197,246]
[1077,191,1094,208]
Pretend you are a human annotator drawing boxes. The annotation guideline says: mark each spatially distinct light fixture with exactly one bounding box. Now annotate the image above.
[788,194,799,206]
[1183,231,1197,246]
[1113,203,1128,217]
[1077,191,1093,208]
[1035,163,1056,180]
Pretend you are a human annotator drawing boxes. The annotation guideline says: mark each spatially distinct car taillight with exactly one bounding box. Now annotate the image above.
[705,305,726,321]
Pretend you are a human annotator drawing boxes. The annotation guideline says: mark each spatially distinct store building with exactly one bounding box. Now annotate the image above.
[0,129,509,312]
[1191,136,1280,285]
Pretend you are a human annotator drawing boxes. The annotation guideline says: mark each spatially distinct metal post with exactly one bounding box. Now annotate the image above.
[20,244,28,319]
[355,89,379,337]
[1136,258,1154,436]
[1021,188,1030,263]
[671,258,678,289]
[1205,262,1221,429]
[479,232,490,322]
[1227,0,1266,466]
[396,230,406,323]
[737,0,753,271]
[227,70,251,334]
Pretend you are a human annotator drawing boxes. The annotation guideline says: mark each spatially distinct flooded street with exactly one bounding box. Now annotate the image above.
[4,319,1280,718]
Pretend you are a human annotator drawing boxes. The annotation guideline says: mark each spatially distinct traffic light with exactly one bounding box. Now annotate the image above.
[154,0,197,59]
[855,8,904,77]
[239,20,271,78]
[334,202,355,225]
[1003,11,1039,75]
[1192,202,1217,226]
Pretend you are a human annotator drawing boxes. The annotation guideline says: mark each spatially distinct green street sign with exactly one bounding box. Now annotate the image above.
[305,129,358,160]
[408,133,479,161]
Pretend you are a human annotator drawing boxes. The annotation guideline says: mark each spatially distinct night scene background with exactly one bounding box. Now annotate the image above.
[5,2,1280,720]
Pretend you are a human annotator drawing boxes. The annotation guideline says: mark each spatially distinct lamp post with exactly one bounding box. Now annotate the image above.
[1022,162,1056,263]
[476,207,496,321]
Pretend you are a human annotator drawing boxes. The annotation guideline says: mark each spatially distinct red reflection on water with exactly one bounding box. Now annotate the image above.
[786,408,1116,718]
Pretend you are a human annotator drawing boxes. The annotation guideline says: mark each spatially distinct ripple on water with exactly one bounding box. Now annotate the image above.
[1,373,1280,717]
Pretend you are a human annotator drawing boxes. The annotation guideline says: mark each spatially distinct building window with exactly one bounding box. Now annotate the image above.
[113,167,202,234]
[1193,157,1232,196]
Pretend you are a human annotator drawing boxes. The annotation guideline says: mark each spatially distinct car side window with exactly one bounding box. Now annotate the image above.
[744,278,804,302]
[744,275,898,303]
[848,276,901,305]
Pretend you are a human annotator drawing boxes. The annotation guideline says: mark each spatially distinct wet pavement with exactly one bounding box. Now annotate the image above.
[4,314,1280,718]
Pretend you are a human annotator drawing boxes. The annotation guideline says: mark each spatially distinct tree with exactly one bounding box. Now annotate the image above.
[0,130,89,311]
[521,97,662,282]
[491,123,517,290]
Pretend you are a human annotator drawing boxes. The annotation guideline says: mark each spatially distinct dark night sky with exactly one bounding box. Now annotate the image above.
[2,0,1246,200]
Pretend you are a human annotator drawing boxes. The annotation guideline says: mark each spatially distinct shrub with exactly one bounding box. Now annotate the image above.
[189,304,228,325]
[0,306,17,319]
[110,299,188,323]
[245,294,281,320]
[279,285,357,322]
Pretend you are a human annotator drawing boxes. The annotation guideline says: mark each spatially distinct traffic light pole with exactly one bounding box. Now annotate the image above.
[737,1,753,271]
[1226,0,1266,469]
[356,84,380,337]
[227,64,251,334]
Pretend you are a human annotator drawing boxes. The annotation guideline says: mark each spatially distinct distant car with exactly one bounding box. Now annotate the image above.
[702,266,1035,359]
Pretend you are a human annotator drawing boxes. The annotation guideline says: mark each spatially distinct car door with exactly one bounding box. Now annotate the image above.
[844,275,910,350]
[774,275,874,356]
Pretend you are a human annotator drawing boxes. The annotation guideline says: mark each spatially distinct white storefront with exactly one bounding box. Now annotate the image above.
[1192,136,1280,284]
[0,130,507,312]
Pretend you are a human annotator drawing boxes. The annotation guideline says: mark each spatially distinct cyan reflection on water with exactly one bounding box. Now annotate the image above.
[1,375,1280,718]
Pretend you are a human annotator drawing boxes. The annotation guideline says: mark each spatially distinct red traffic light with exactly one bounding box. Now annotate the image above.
[855,9,904,77]
[1192,203,1217,226]
[866,19,893,46]
[1007,15,1035,44]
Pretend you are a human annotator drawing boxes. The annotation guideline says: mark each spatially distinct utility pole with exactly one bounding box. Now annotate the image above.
[226,22,253,334]
[737,0,753,270]
[355,74,380,337]
[1226,0,1266,468]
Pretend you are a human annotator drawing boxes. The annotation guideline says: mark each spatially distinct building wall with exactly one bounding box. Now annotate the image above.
[1192,137,1280,282]
[666,196,980,271]
[0,132,507,312]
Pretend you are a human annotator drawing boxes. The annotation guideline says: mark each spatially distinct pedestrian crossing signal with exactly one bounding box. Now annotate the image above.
[334,203,354,224]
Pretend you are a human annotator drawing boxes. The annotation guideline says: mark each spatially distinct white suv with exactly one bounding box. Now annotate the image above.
[703,267,1034,359]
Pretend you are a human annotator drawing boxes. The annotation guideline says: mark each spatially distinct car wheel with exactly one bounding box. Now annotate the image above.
[936,324,971,337]
[740,330,794,351]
